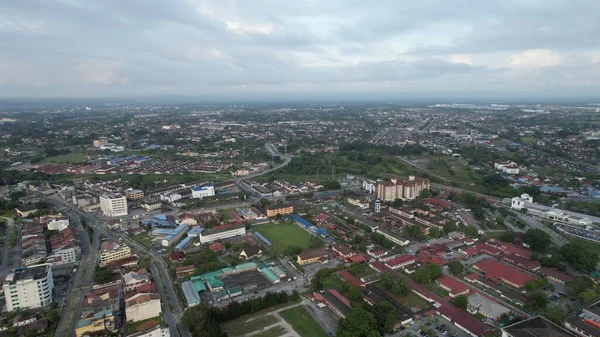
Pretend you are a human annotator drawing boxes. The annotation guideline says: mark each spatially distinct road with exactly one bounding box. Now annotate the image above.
[0,216,14,276]
[513,212,568,247]
[47,195,190,337]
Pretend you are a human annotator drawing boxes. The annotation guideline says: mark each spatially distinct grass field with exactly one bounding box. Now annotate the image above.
[224,315,279,336]
[397,291,429,308]
[42,152,86,163]
[260,326,287,337]
[569,237,600,255]
[255,222,312,254]
[126,316,162,335]
[280,306,329,337]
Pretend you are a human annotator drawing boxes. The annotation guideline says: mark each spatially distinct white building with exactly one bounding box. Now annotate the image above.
[495,161,520,175]
[48,247,79,265]
[348,197,369,209]
[159,224,190,247]
[46,217,70,231]
[362,180,377,194]
[3,264,54,311]
[100,193,128,217]
[511,194,600,226]
[191,185,215,199]
[125,293,162,322]
[161,193,182,203]
[199,223,246,244]
[127,325,170,337]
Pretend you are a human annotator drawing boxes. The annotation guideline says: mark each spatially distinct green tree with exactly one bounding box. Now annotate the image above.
[539,306,566,325]
[579,288,597,304]
[426,264,443,280]
[413,268,430,284]
[448,261,464,277]
[348,287,363,301]
[392,198,403,207]
[450,295,468,310]
[523,229,551,252]
[500,231,516,243]
[369,301,397,334]
[464,226,478,237]
[443,221,458,234]
[525,291,549,312]
[428,227,443,238]
[336,307,378,337]
[560,243,599,272]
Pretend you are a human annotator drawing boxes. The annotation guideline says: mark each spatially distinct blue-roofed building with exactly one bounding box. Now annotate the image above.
[151,228,175,237]
[287,213,315,229]
[255,232,272,246]
[160,224,190,247]
[540,186,566,193]
[187,227,205,237]
[191,185,215,199]
[176,236,194,251]
[311,227,329,237]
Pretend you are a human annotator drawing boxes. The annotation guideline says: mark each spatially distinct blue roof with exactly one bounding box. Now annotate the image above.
[192,185,214,191]
[181,281,201,306]
[153,215,167,221]
[540,186,566,193]
[312,228,329,236]
[152,228,175,236]
[176,236,193,251]
[164,224,190,242]
[188,227,205,236]
[255,232,272,246]
[288,213,314,228]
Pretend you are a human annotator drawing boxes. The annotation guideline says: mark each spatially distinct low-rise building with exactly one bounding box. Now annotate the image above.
[100,242,132,266]
[467,293,510,320]
[266,205,294,217]
[125,189,145,200]
[503,316,574,337]
[436,275,470,298]
[125,293,162,323]
[384,255,416,270]
[297,248,329,265]
[191,185,215,199]
[199,223,246,244]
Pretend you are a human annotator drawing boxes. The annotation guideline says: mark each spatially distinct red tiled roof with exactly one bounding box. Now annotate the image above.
[465,273,479,281]
[503,254,540,270]
[125,282,157,299]
[339,270,364,288]
[461,247,481,257]
[473,259,538,287]
[385,255,416,267]
[313,292,326,302]
[436,275,470,296]
[348,255,367,264]
[369,261,390,272]
[539,267,573,282]
[328,289,351,307]
[332,242,355,257]
[500,243,533,259]
[426,198,451,208]
[474,243,502,256]
[209,242,226,252]
[437,305,491,336]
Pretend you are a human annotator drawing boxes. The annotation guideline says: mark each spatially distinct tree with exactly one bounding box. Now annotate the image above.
[392,198,403,207]
[523,229,551,252]
[428,227,443,238]
[464,226,478,237]
[525,291,549,312]
[369,301,397,334]
[426,263,443,280]
[348,287,363,301]
[566,276,596,298]
[336,307,378,337]
[496,216,505,226]
[540,306,566,325]
[413,268,430,284]
[443,221,458,234]
[380,271,409,296]
[500,231,516,243]
[448,261,465,277]
[450,295,468,310]
[259,198,269,206]
[560,243,599,272]
[419,189,431,199]
[579,288,596,304]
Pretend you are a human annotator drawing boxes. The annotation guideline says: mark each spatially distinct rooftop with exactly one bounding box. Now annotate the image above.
[4,264,50,285]
[473,259,538,287]
[503,316,575,337]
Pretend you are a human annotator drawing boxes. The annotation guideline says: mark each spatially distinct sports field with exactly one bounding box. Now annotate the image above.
[42,152,87,163]
[280,306,329,337]
[255,222,311,254]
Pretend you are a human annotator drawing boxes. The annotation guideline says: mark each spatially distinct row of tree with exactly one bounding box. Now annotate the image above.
[182,291,299,337]
[336,302,399,337]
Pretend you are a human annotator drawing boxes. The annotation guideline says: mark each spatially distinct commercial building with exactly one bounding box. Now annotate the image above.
[376,176,430,201]
[297,248,329,265]
[3,264,54,311]
[510,194,600,226]
[472,259,538,289]
[99,242,132,266]
[503,316,574,337]
[125,189,145,200]
[100,193,128,217]
[47,247,79,265]
[199,223,246,244]
[191,185,215,199]
[123,270,151,292]
[266,204,294,217]
[125,293,162,323]
[76,287,120,337]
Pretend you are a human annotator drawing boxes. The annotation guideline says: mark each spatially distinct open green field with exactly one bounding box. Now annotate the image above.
[255,222,311,254]
[259,326,287,337]
[42,152,87,163]
[280,306,329,337]
[223,315,279,336]
[569,238,600,255]
[126,316,163,335]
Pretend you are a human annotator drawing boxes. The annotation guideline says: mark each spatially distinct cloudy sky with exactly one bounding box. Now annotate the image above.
[1,0,599,100]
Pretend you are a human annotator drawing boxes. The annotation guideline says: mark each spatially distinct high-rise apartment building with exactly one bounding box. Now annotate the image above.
[376,176,430,201]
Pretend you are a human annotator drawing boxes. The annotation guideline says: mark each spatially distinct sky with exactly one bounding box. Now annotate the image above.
[1,0,599,100]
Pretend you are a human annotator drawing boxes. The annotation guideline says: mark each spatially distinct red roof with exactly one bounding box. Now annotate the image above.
[170,252,186,261]
[474,243,502,256]
[503,254,540,270]
[437,305,491,336]
[500,243,533,259]
[465,273,479,281]
[385,255,416,267]
[209,242,226,252]
[539,267,573,282]
[313,292,326,302]
[461,247,481,257]
[436,275,470,296]
[473,259,538,287]
[125,282,157,299]
[426,198,451,208]
[339,270,364,288]
[369,261,390,272]
[348,255,367,264]
[332,242,356,258]
[329,289,351,307]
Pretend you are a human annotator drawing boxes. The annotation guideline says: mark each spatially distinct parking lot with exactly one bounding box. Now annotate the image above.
[221,270,272,291]
[303,258,344,279]
[396,316,472,337]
